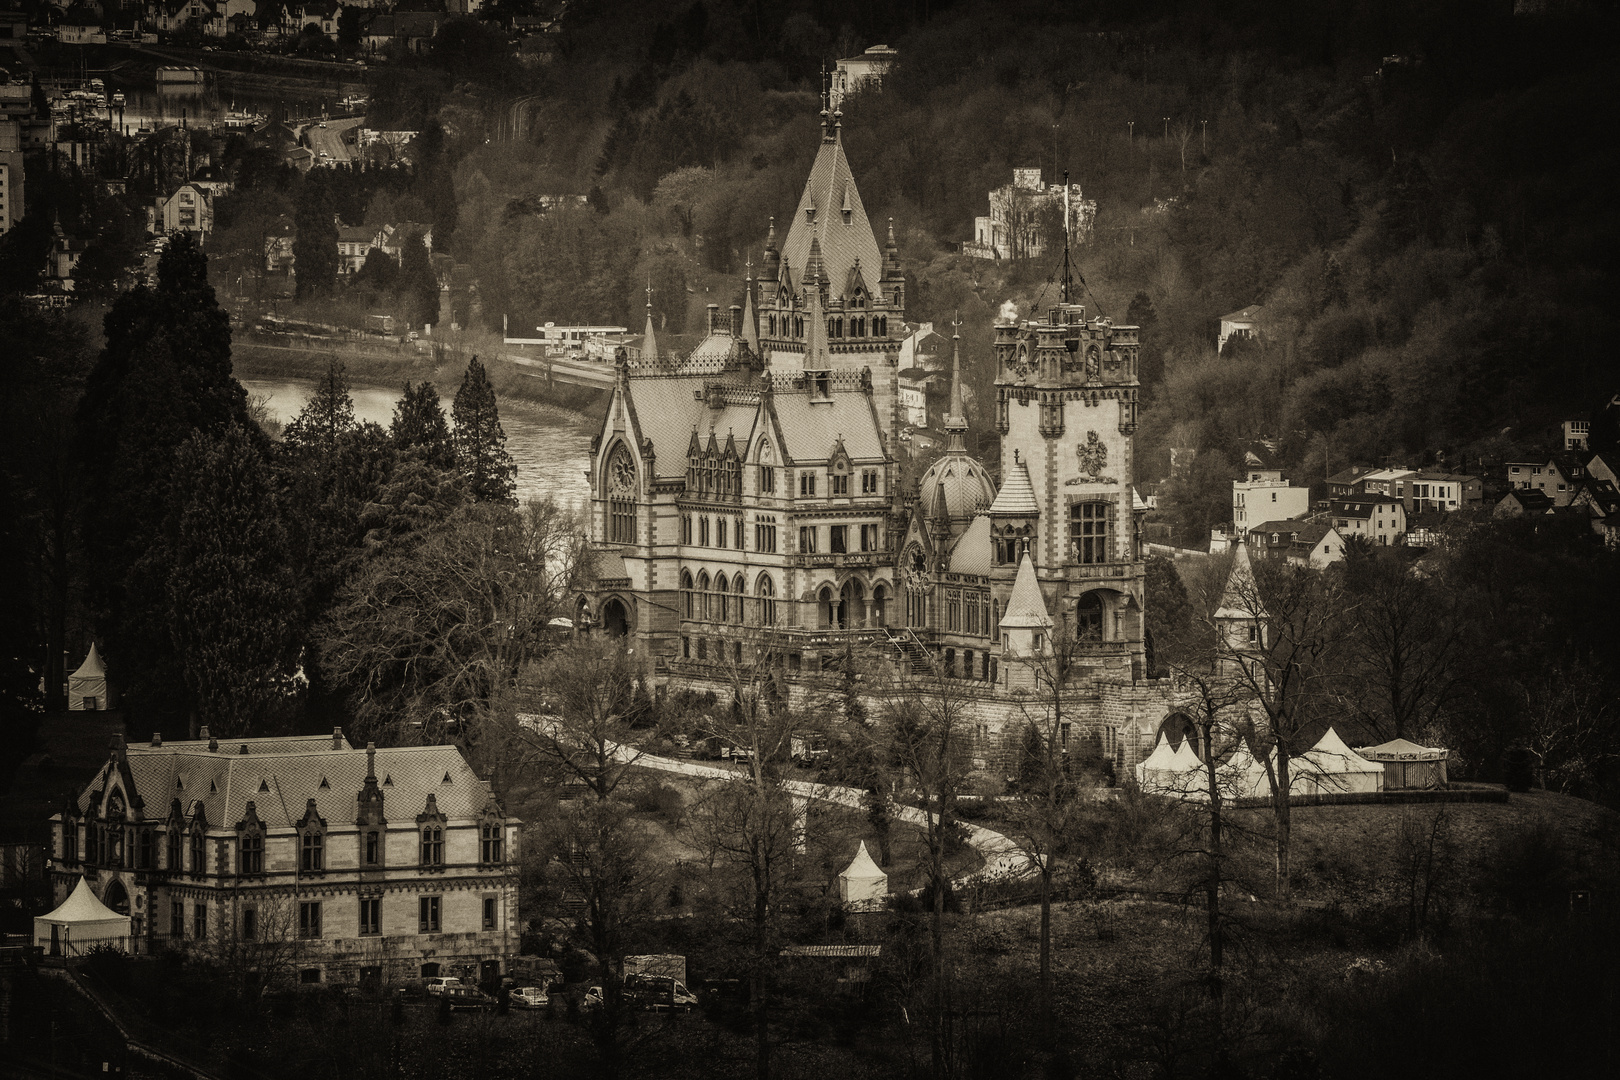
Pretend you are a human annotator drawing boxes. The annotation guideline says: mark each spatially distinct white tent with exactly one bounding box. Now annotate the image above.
[1357,737,1450,790]
[1293,727,1385,795]
[34,877,131,957]
[1218,743,1270,800]
[838,841,888,905]
[68,644,107,711]
[1134,736,1179,789]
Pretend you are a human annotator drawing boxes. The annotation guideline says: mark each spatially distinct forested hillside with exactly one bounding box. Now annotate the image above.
[391,0,1618,504]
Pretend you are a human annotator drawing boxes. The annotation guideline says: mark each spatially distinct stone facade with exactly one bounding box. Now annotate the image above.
[47,730,520,990]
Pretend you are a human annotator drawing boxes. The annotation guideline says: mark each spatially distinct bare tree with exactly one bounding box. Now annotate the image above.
[1342,549,1461,741]
[1519,662,1619,794]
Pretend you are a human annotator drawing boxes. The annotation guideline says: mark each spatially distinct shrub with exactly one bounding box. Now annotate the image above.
[631,781,685,823]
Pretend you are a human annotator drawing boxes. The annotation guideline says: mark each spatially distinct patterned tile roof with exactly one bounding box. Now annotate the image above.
[779,133,884,303]
[81,741,500,829]
[948,514,992,576]
[1000,552,1051,629]
[988,460,1039,516]
[770,392,885,462]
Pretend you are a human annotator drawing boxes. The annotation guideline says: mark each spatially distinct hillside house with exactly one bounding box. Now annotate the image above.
[338,224,383,274]
[965,168,1097,260]
[154,183,213,239]
[1330,495,1405,545]
[1217,305,1262,353]
[1506,456,1586,507]
[830,45,897,109]
[1287,522,1347,567]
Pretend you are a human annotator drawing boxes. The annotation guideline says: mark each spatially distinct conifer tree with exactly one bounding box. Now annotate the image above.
[390,380,455,470]
[283,357,356,458]
[452,357,515,503]
[76,233,254,729]
[398,231,439,329]
[292,174,339,299]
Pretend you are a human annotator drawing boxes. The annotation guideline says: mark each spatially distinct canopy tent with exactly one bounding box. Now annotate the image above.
[34,877,131,956]
[1291,727,1385,795]
[838,841,888,905]
[1133,736,1178,790]
[1356,737,1450,790]
[1138,737,1206,797]
[68,644,106,711]
[1217,743,1269,801]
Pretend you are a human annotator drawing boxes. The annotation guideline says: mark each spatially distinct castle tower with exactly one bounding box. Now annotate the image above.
[998,551,1052,692]
[757,105,902,446]
[1213,542,1266,672]
[993,296,1146,678]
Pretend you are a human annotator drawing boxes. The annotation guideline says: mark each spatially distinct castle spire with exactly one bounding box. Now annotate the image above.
[945,312,967,452]
[642,279,658,361]
[741,259,759,355]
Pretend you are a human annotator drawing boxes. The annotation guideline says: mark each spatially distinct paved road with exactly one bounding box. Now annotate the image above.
[304,117,361,164]
[517,714,1035,885]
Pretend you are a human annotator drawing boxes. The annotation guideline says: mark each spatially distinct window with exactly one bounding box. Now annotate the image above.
[299,901,322,939]
[167,829,180,871]
[1076,592,1104,641]
[992,599,1001,642]
[831,473,850,496]
[194,902,208,941]
[761,464,776,493]
[699,516,710,546]
[682,571,694,618]
[757,575,777,626]
[736,517,745,549]
[420,826,444,867]
[967,596,979,636]
[483,896,498,931]
[733,575,746,624]
[799,525,818,554]
[242,907,257,941]
[190,829,205,876]
[360,897,381,936]
[755,515,778,552]
[419,896,441,933]
[240,832,263,875]
[799,472,817,497]
[860,523,880,552]
[171,901,184,938]
[63,821,77,863]
[481,822,502,864]
[861,469,878,494]
[830,525,848,553]
[696,572,711,619]
[716,518,727,548]
[364,830,381,866]
[300,830,323,873]
[1070,502,1114,564]
[681,514,692,543]
[947,591,961,632]
[139,829,153,869]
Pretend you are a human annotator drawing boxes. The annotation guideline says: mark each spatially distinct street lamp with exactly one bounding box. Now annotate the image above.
[1162,117,1170,139]
[1127,121,1134,142]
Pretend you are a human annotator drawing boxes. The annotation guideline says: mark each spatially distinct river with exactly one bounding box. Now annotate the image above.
[241,377,593,510]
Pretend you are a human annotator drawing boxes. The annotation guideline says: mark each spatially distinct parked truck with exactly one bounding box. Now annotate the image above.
[621,955,697,1012]
[623,954,686,984]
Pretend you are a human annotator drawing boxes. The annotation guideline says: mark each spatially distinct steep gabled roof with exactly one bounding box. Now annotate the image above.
[1000,552,1051,629]
[778,130,884,302]
[1214,543,1264,622]
[988,459,1039,516]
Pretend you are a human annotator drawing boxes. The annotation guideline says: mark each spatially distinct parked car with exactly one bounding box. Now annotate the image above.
[576,985,604,1011]
[443,986,497,1011]
[424,976,463,996]
[510,986,549,1010]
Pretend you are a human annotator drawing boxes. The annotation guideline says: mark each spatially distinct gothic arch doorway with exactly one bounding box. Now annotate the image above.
[1157,713,1201,760]
[601,599,629,637]
[839,579,866,628]
[103,879,130,915]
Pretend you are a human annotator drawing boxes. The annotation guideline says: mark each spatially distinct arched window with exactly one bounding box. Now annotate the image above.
[733,575,746,624]
[758,440,776,493]
[873,584,888,626]
[818,586,835,630]
[606,445,637,544]
[1077,592,1104,641]
[681,571,694,619]
[718,579,729,623]
[757,574,776,626]
[697,572,711,620]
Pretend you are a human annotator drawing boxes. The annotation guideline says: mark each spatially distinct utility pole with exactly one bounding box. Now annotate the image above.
[1201,119,1208,153]
[1127,120,1134,143]
[1163,117,1170,139]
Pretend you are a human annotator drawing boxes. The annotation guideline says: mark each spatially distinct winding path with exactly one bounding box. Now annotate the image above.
[517,715,1033,885]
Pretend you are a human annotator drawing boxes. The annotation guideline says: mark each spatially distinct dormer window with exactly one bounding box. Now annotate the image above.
[420,826,444,867]
[805,207,816,223]
[190,827,205,877]
[300,830,323,873]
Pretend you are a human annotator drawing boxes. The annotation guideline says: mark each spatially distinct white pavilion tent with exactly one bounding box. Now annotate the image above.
[1134,736,1178,789]
[1292,727,1385,795]
[838,841,888,905]
[34,877,132,957]
[1217,743,1270,800]
[1356,737,1450,790]
[68,644,107,711]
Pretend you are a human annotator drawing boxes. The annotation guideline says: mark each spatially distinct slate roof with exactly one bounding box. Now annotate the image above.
[1000,552,1051,629]
[1214,543,1263,622]
[1219,305,1263,323]
[778,131,884,302]
[78,738,499,828]
[988,459,1039,516]
[770,392,885,462]
[624,380,760,481]
[948,514,992,576]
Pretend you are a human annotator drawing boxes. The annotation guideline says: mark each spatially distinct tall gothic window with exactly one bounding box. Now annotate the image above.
[681,571,695,618]
[757,574,776,626]
[607,446,637,543]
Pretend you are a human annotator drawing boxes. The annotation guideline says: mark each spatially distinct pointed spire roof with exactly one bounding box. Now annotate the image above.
[1000,552,1052,629]
[804,235,826,286]
[641,280,658,361]
[988,456,1040,516]
[1214,543,1265,622]
[72,644,105,680]
[803,280,828,369]
[944,314,967,451]
[780,126,884,303]
[741,267,759,354]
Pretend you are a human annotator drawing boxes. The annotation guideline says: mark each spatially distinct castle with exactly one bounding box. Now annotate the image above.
[580,107,1182,778]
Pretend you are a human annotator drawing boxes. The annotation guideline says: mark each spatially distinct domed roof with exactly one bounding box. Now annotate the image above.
[920,451,996,523]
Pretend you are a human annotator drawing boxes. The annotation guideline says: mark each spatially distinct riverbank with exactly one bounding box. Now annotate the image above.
[231,339,604,428]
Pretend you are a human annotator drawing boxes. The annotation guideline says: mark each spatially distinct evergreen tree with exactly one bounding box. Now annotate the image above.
[283,358,356,458]
[352,246,400,293]
[292,175,339,299]
[452,357,515,503]
[167,424,302,738]
[76,233,253,730]
[391,380,455,470]
[398,231,439,329]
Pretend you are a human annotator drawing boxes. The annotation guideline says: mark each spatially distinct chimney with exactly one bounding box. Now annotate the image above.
[199,725,210,741]
[239,744,249,755]
[707,303,719,334]
[151,733,162,748]
[366,742,376,780]
[332,726,343,750]
[208,732,218,753]
[729,304,742,336]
